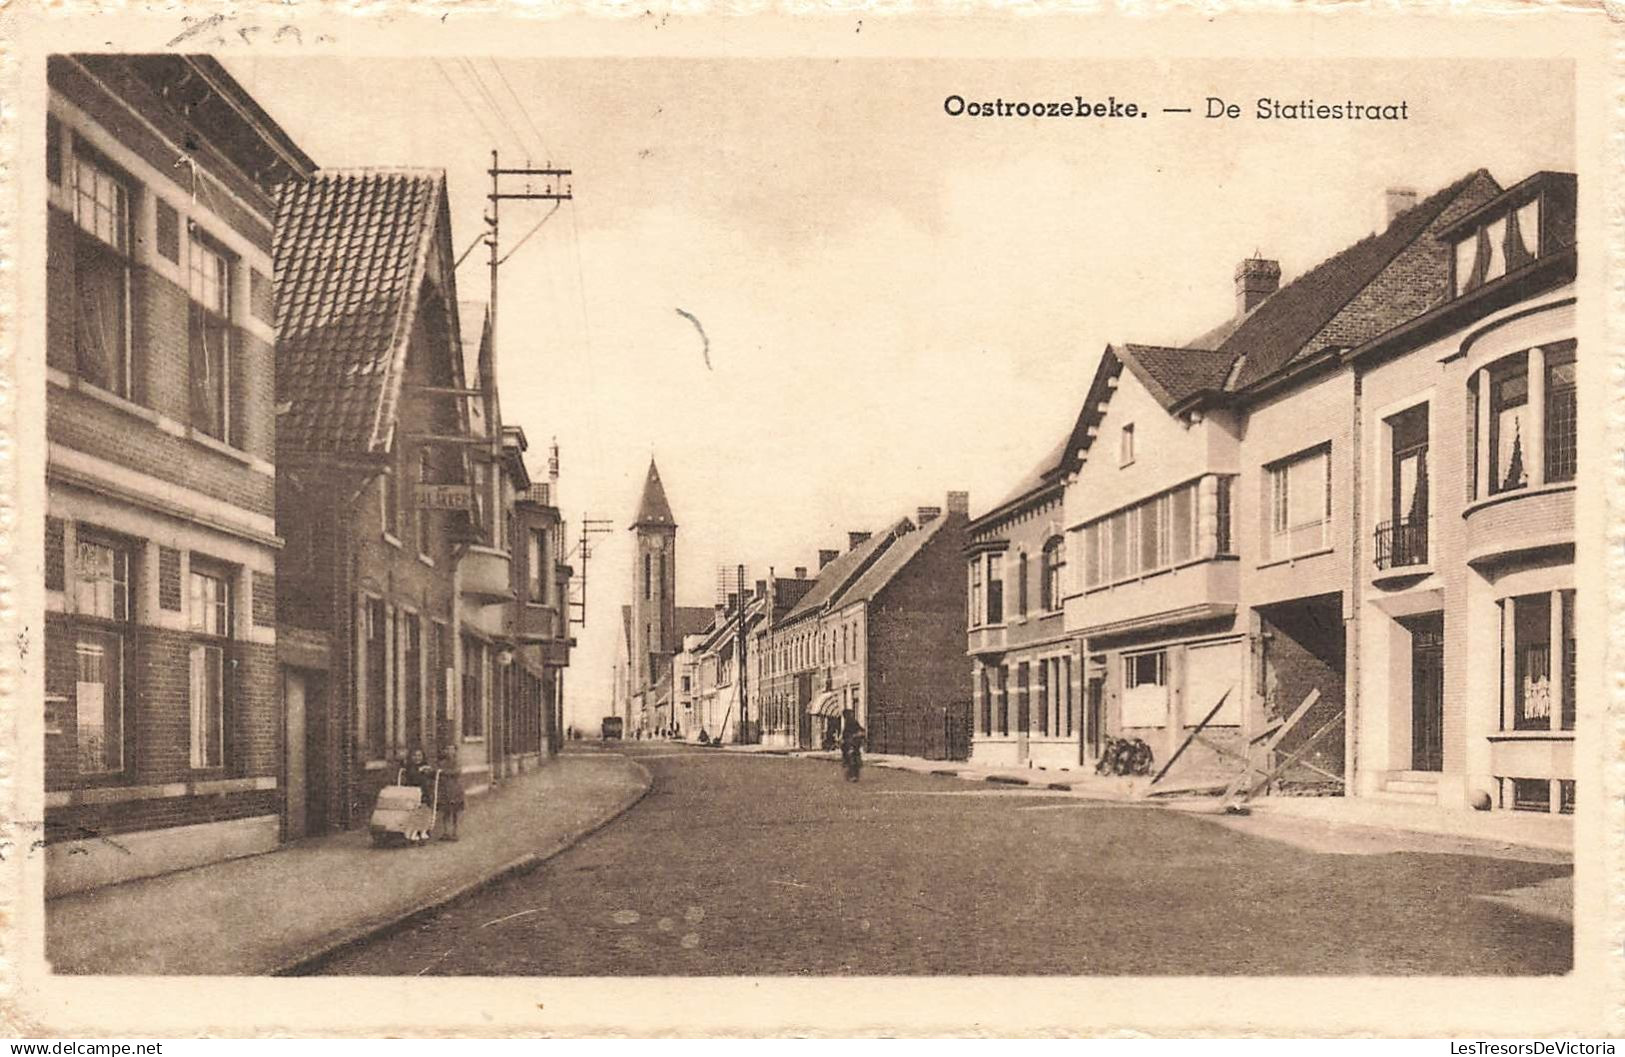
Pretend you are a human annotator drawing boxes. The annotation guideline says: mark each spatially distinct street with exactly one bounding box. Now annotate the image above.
[314,743,1572,976]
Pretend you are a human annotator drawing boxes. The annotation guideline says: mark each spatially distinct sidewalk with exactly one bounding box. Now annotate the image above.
[46,750,651,975]
[731,745,1572,857]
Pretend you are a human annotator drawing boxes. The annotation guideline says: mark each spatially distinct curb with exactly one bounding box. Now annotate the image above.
[985,774,1029,786]
[273,756,655,976]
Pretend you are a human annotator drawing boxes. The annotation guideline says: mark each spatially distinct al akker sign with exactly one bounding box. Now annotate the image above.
[416,484,475,511]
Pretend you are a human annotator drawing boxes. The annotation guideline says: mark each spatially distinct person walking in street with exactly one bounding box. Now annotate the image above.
[840,709,865,782]
[436,745,465,841]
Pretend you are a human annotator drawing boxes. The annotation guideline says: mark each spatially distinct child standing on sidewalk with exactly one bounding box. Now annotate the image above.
[436,745,465,841]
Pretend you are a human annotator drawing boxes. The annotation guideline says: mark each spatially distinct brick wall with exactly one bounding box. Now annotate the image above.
[252,571,276,626]
[158,546,181,610]
[868,515,970,757]
[45,517,65,590]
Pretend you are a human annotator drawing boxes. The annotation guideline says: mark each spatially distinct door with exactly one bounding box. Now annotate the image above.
[1085,675,1104,762]
[1409,615,1445,771]
[301,671,330,837]
[283,669,307,841]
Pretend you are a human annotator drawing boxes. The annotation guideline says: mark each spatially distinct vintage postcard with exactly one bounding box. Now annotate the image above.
[0,3,1619,1039]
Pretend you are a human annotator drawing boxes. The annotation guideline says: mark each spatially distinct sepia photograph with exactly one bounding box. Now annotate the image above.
[2,8,1617,1039]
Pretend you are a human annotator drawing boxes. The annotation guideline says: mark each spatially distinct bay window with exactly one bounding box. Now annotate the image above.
[71,150,133,397]
[1502,589,1576,733]
[1080,477,1220,588]
[1545,344,1577,484]
[1469,342,1578,500]
[188,229,232,441]
[986,554,1004,625]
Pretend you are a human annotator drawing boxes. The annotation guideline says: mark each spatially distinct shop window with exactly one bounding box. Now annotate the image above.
[1560,780,1576,815]
[1266,445,1332,561]
[187,229,232,441]
[1561,589,1576,731]
[71,149,133,398]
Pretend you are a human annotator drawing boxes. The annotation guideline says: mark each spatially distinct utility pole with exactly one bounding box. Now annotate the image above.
[486,149,572,403]
[568,516,613,628]
[736,563,748,745]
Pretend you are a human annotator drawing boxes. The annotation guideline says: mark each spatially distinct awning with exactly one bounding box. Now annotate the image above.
[811,692,844,718]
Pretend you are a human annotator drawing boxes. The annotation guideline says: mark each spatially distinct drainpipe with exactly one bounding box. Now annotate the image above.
[1347,368,1363,792]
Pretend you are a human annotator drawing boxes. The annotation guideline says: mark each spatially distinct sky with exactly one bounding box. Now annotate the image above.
[218,56,1573,730]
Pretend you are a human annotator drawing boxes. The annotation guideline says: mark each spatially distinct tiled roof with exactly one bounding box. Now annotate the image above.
[837,514,955,605]
[1220,169,1492,391]
[1117,344,1234,407]
[980,433,1070,522]
[675,606,715,640]
[783,521,908,623]
[632,460,676,529]
[274,168,447,455]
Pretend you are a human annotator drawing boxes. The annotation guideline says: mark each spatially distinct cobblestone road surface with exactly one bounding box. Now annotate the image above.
[315,743,1572,976]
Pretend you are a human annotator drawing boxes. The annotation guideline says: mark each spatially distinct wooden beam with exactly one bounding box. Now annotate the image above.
[1218,688,1320,804]
[1150,688,1231,785]
[1238,710,1345,803]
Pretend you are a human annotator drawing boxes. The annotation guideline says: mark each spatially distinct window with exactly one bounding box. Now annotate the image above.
[403,613,422,750]
[188,230,232,440]
[75,538,130,621]
[1378,405,1430,570]
[416,450,433,557]
[1561,589,1576,732]
[1454,197,1542,297]
[1017,553,1029,618]
[968,560,982,628]
[1036,661,1049,735]
[461,634,486,738]
[1083,479,1210,586]
[1119,423,1135,466]
[1122,650,1168,728]
[75,631,124,774]
[1510,778,1550,813]
[528,530,546,601]
[1063,655,1074,737]
[1041,537,1065,612]
[644,553,652,601]
[1545,343,1577,484]
[986,554,1004,625]
[46,114,61,184]
[188,566,232,769]
[996,665,1009,736]
[366,599,387,758]
[980,667,992,735]
[1267,446,1332,561]
[1510,593,1552,731]
[1215,475,1234,555]
[1488,360,1528,495]
[71,150,132,397]
[381,463,398,537]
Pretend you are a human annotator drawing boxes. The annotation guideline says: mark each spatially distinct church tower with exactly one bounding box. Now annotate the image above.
[629,458,678,695]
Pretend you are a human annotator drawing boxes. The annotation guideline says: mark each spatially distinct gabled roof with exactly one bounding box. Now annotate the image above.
[783,520,910,623]
[631,459,677,529]
[1117,343,1235,408]
[675,606,715,641]
[1221,169,1494,391]
[274,168,453,455]
[838,514,956,605]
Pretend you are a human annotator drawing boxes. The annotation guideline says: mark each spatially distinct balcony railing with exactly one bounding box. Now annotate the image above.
[1373,518,1428,571]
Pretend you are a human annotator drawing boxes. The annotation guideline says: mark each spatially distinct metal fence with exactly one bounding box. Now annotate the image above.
[869,701,973,761]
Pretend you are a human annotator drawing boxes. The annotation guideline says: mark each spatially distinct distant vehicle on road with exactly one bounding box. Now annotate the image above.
[601,716,624,740]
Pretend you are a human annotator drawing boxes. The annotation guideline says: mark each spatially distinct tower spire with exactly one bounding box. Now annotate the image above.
[631,457,677,530]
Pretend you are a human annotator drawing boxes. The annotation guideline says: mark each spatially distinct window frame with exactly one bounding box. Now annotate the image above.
[69,142,136,400]
[186,225,235,442]
[1265,445,1333,562]
[1041,536,1065,612]
[186,560,235,771]
[70,531,135,779]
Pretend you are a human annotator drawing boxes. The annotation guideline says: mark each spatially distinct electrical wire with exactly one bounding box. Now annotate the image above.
[432,58,506,151]
[488,59,551,163]
[459,58,530,161]
[497,200,561,266]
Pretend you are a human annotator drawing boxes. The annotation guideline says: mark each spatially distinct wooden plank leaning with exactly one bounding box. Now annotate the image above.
[1149,687,1232,786]
[1217,687,1321,807]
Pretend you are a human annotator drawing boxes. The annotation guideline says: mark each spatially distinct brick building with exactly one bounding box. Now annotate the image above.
[965,441,1084,770]
[1349,172,1577,813]
[43,55,315,894]
[1054,171,1504,789]
[757,494,970,756]
[274,169,560,837]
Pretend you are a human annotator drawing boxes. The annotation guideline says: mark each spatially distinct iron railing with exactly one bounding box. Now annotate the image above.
[1373,518,1428,571]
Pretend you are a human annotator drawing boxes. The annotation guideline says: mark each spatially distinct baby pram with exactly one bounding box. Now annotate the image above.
[369,767,439,847]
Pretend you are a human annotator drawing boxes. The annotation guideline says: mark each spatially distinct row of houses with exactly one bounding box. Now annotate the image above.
[970,169,1578,814]
[613,463,973,757]
[43,55,575,895]
[615,166,1579,820]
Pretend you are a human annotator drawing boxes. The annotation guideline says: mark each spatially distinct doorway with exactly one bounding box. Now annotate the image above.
[1085,673,1104,763]
[1406,613,1445,772]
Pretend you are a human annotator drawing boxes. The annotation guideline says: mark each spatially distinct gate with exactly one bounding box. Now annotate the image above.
[869,700,973,761]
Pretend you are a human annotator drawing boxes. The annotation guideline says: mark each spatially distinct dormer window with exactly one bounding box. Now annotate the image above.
[1447,173,1575,299]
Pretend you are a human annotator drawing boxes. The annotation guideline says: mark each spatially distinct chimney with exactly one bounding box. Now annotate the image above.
[1234,257,1281,316]
[755,579,767,599]
[726,592,739,612]
[916,505,942,526]
[818,549,840,569]
[1384,186,1419,229]
[848,531,871,551]
[794,566,808,580]
[946,491,970,516]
